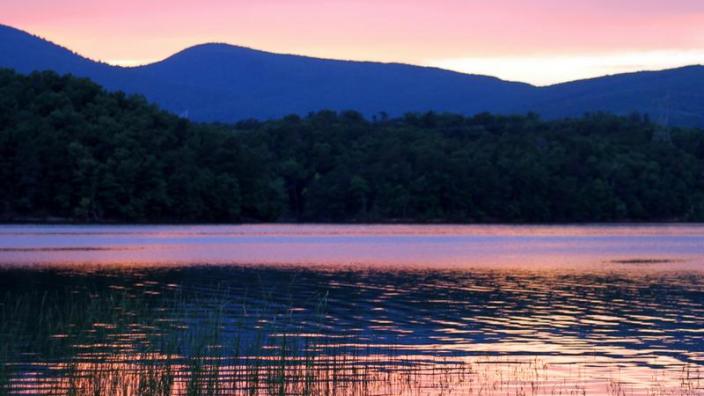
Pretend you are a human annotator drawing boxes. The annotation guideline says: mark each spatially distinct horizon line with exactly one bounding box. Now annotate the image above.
[2,23,703,87]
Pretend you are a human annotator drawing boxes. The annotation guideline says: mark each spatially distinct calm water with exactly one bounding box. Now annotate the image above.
[0,224,703,395]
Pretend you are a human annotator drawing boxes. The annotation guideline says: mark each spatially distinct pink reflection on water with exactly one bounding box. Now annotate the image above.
[8,353,702,395]
[0,224,703,270]
[1,225,704,395]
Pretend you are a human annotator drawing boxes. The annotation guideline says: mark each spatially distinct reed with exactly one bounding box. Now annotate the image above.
[0,271,701,396]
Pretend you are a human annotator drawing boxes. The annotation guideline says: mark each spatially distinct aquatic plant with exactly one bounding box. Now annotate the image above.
[0,266,702,395]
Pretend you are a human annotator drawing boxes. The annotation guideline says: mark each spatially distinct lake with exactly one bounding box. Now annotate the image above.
[0,224,703,395]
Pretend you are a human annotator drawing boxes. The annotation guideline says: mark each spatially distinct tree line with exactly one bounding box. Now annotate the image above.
[1,69,704,223]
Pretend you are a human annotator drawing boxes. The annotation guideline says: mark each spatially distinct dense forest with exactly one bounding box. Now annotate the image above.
[1,69,704,223]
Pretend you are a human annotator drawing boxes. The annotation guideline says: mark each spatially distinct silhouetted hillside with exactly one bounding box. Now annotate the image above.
[0,25,533,121]
[2,69,704,223]
[1,24,703,126]
[525,66,704,127]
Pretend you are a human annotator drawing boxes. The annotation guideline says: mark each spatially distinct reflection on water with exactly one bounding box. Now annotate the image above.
[0,225,703,395]
[2,224,704,269]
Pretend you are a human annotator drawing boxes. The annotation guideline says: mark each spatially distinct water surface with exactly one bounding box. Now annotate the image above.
[0,225,702,395]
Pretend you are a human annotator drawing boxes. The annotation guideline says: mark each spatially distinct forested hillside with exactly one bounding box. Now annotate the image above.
[2,70,704,223]
[3,24,704,127]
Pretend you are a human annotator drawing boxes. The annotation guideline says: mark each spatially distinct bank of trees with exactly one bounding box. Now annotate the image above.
[2,69,704,223]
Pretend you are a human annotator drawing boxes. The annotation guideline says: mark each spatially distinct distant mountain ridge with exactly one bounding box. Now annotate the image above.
[1,24,703,126]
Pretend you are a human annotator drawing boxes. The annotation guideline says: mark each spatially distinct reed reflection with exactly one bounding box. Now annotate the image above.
[1,264,703,395]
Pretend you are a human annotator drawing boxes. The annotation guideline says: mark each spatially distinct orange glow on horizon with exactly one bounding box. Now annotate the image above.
[2,0,703,84]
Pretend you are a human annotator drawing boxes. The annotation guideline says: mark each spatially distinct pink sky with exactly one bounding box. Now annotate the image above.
[2,0,704,84]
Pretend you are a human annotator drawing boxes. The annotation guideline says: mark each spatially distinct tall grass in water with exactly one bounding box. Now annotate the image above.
[0,269,701,396]
[0,347,9,396]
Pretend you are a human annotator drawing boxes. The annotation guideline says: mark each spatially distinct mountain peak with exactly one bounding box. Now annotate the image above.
[1,23,703,127]
[173,43,264,56]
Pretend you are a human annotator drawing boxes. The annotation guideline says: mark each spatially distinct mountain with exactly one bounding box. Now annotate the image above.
[526,66,704,127]
[0,24,109,75]
[0,25,533,122]
[1,24,703,126]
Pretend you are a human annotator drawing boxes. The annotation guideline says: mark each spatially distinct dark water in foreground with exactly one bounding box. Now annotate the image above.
[0,225,703,395]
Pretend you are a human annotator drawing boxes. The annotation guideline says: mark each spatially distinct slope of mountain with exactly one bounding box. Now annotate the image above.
[0,24,107,75]
[528,66,704,127]
[127,43,538,121]
[1,24,703,126]
[0,25,534,121]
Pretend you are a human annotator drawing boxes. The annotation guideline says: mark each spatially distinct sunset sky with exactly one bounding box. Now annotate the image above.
[2,0,703,85]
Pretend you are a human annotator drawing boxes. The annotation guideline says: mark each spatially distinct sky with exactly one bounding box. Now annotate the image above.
[2,0,703,85]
